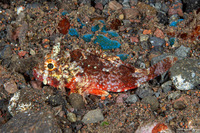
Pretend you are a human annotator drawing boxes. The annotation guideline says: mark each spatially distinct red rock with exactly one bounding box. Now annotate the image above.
[110,19,121,30]
[4,79,18,94]
[18,51,27,57]
[108,1,122,10]
[95,2,103,10]
[123,8,139,19]
[58,18,70,35]
[116,94,128,104]
[130,36,139,43]
[154,28,165,39]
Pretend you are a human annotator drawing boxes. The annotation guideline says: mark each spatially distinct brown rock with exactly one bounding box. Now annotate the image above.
[173,100,186,110]
[168,8,177,17]
[123,8,139,19]
[137,2,157,16]
[95,2,103,10]
[154,28,165,39]
[108,1,122,10]
[4,79,18,94]
[130,36,139,43]
[69,93,85,109]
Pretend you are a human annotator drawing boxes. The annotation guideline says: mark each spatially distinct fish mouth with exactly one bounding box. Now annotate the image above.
[33,67,44,82]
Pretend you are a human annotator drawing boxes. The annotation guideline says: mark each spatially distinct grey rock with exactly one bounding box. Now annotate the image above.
[82,109,104,124]
[170,58,200,90]
[154,91,160,98]
[149,37,165,47]
[154,2,162,10]
[175,45,191,58]
[69,93,85,109]
[140,41,150,50]
[161,81,172,93]
[0,109,62,133]
[95,0,109,6]
[125,94,138,103]
[149,36,165,52]
[122,20,132,27]
[161,3,169,13]
[130,0,138,6]
[122,0,130,8]
[136,84,153,98]
[0,45,12,59]
[26,2,41,9]
[142,96,159,111]
[168,91,181,100]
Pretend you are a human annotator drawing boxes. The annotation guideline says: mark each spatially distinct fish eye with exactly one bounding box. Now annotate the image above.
[44,59,57,71]
[47,63,54,69]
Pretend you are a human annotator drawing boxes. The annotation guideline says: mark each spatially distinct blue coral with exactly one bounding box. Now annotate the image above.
[94,34,121,50]
[69,28,79,37]
[169,19,184,27]
[82,34,94,42]
[116,54,129,61]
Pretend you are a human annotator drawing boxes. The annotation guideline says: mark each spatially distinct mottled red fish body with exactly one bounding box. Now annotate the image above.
[33,45,177,97]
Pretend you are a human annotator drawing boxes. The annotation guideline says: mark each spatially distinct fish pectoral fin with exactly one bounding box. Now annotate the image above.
[87,89,109,97]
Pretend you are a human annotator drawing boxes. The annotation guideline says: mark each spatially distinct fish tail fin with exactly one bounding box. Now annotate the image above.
[147,56,178,80]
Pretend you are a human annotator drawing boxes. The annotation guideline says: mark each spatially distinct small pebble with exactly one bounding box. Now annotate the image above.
[122,0,130,8]
[149,37,165,47]
[82,109,104,124]
[157,11,168,24]
[125,94,138,103]
[0,45,12,59]
[119,14,124,20]
[168,91,181,100]
[123,8,139,19]
[153,28,165,39]
[95,3,103,10]
[173,100,186,110]
[69,93,85,109]
[136,84,153,99]
[130,0,138,6]
[108,1,123,10]
[67,112,77,123]
[18,51,27,57]
[139,34,149,42]
[130,36,139,43]
[161,81,172,93]
[141,96,159,111]
[4,79,18,94]
[116,93,128,104]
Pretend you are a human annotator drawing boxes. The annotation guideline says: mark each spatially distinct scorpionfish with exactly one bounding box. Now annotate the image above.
[33,43,177,98]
